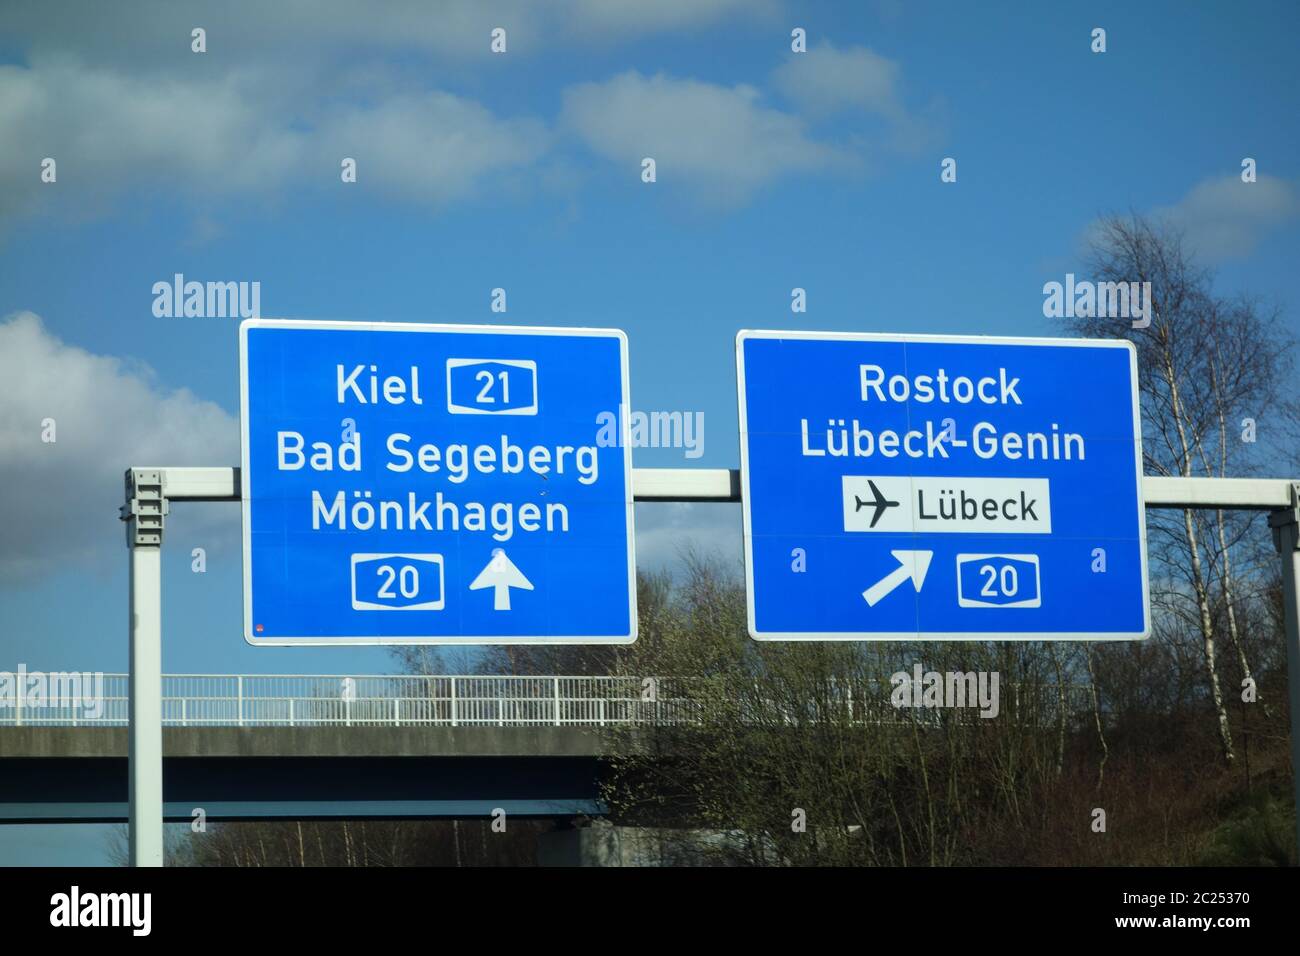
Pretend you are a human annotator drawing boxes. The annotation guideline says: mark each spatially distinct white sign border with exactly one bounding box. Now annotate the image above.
[735,328,1151,642]
[239,317,638,646]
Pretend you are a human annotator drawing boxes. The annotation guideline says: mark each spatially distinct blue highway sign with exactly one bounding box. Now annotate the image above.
[240,319,636,645]
[736,330,1149,640]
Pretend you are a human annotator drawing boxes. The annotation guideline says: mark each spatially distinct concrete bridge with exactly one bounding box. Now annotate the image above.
[0,674,665,822]
[0,672,1087,823]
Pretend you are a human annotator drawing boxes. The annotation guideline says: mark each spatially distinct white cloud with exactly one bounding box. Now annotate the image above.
[0,0,778,67]
[771,41,942,154]
[0,59,303,221]
[0,58,548,223]
[561,71,853,203]
[1149,174,1300,261]
[566,0,779,36]
[772,42,904,119]
[1,3,869,222]
[315,92,549,205]
[0,2,808,221]
[0,313,238,583]
[634,501,742,576]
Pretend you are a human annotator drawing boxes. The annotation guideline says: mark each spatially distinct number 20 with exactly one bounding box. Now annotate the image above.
[979,564,1019,598]
[376,564,419,599]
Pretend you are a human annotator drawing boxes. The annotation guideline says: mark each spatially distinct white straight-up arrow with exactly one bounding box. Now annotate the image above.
[469,549,534,611]
[862,550,933,607]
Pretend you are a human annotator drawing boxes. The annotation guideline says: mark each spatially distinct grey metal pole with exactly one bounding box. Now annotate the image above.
[128,545,163,866]
[122,469,166,867]
[1268,482,1300,866]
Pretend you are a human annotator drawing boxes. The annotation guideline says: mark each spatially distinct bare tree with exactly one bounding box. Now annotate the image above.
[1064,214,1295,764]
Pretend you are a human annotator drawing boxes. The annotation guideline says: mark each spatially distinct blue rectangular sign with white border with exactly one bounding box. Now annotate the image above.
[737,330,1149,641]
[240,319,636,645]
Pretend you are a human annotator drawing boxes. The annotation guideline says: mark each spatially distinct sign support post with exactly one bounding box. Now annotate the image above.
[120,466,234,867]
[1268,482,1300,861]
[121,468,166,867]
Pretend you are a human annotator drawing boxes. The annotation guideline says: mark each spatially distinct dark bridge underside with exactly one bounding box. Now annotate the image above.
[0,727,612,822]
[0,755,606,823]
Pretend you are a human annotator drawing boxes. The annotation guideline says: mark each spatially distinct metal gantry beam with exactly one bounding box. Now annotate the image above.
[151,465,1300,509]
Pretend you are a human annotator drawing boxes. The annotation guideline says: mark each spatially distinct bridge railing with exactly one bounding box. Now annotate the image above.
[0,673,1096,729]
[0,674,705,728]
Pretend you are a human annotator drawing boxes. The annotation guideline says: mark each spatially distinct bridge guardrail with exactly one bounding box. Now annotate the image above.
[0,673,1097,730]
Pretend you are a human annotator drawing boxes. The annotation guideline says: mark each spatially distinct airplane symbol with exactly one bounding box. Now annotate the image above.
[854,479,901,529]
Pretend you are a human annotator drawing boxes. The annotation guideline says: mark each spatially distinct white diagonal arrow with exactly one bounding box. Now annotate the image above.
[469,549,534,611]
[862,550,933,607]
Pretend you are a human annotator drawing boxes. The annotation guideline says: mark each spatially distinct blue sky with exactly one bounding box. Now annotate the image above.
[1,0,1298,863]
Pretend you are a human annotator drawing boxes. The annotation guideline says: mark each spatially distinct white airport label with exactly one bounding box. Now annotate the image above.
[842,476,1052,534]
